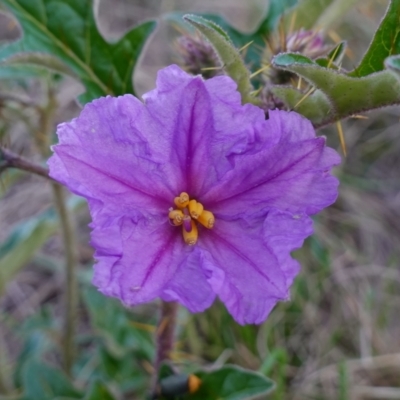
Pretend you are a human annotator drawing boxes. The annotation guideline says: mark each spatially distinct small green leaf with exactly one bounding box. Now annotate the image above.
[272,53,316,67]
[349,0,400,77]
[183,14,256,105]
[183,365,275,400]
[0,0,156,103]
[83,380,116,400]
[21,359,82,400]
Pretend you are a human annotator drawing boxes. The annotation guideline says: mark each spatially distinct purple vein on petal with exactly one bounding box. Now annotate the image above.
[56,148,170,205]
[137,229,178,290]
[206,228,284,296]
[211,140,323,206]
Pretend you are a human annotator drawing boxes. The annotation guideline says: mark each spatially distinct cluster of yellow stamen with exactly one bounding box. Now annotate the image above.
[168,192,215,246]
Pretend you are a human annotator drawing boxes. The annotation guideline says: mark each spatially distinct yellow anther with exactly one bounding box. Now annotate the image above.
[197,210,215,229]
[182,219,198,246]
[188,199,204,219]
[174,192,190,208]
[168,209,184,226]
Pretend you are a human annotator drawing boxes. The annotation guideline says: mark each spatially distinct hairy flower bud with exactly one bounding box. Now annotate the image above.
[174,34,220,79]
[286,29,329,59]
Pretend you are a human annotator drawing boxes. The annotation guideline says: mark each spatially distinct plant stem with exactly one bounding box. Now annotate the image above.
[0,146,54,181]
[51,183,78,376]
[152,301,178,389]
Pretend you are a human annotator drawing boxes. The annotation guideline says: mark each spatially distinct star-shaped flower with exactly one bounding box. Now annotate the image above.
[48,65,339,324]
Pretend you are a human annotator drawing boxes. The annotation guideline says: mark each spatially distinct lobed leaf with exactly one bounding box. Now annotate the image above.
[349,0,400,77]
[0,0,156,103]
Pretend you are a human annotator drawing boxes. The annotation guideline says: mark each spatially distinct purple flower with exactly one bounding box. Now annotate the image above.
[48,65,339,325]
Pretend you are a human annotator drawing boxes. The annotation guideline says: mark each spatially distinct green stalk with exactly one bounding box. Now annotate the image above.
[51,183,78,376]
[35,80,78,376]
[152,301,178,392]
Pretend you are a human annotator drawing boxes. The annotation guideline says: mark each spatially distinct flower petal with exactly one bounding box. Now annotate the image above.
[199,208,313,324]
[90,209,188,306]
[203,110,340,218]
[48,94,179,216]
[161,247,223,313]
[200,217,286,325]
[142,65,271,197]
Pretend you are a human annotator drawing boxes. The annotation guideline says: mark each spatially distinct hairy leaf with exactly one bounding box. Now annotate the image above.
[183,14,256,105]
[0,0,156,103]
[272,52,400,126]
[270,86,332,125]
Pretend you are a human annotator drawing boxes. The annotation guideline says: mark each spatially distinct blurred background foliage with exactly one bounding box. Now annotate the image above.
[1,0,400,399]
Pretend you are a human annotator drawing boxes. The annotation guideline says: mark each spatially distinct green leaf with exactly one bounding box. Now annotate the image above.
[21,359,82,400]
[349,0,400,77]
[0,0,156,103]
[183,14,256,105]
[183,365,275,400]
[83,380,116,400]
[272,52,400,126]
[272,53,316,67]
[0,196,85,295]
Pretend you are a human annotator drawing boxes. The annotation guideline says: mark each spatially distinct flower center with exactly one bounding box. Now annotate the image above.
[168,192,215,246]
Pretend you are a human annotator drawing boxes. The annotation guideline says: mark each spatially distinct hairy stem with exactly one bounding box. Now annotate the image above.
[51,183,78,376]
[0,146,54,181]
[152,301,178,390]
